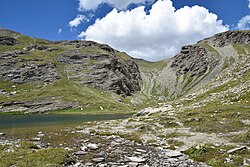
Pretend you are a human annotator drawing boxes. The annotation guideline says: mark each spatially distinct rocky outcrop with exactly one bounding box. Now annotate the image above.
[0,58,60,83]
[0,50,27,59]
[0,98,79,113]
[57,49,142,96]
[93,58,141,96]
[23,44,58,52]
[206,30,250,47]
[0,36,19,45]
[62,40,115,53]
[171,45,218,77]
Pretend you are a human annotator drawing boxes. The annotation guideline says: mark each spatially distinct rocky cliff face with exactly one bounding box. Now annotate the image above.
[0,57,60,84]
[57,42,141,96]
[205,30,250,47]
[0,29,142,113]
[171,45,219,77]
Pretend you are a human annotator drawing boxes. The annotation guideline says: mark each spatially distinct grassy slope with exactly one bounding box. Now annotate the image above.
[0,34,134,114]
[175,43,250,166]
[0,143,68,167]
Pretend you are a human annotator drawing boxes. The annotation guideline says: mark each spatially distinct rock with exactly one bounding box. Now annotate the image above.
[227,146,247,154]
[0,59,60,84]
[136,105,173,117]
[136,149,147,153]
[37,134,45,137]
[0,36,19,45]
[165,150,183,158]
[93,151,107,158]
[37,132,45,137]
[92,157,105,163]
[128,162,139,167]
[57,49,142,96]
[243,158,250,166]
[74,151,87,155]
[0,98,79,113]
[69,162,83,167]
[0,50,27,59]
[171,45,218,77]
[10,91,17,95]
[225,158,233,163]
[81,145,88,151]
[87,143,99,150]
[142,165,150,167]
[30,137,41,141]
[85,162,93,166]
[0,132,6,136]
[210,31,250,47]
[241,119,250,125]
[46,48,58,52]
[100,45,114,53]
[127,157,146,163]
[0,89,7,95]
[23,44,49,51]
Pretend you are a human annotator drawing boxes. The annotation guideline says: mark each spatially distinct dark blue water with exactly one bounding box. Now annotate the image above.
[0,113,132,129]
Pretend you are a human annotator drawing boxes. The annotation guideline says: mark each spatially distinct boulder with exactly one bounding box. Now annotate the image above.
[74,151,87,155]
[0,132,6,136]
[127,157,146,163]
[87,143,99,150]
[92,157,105,163]
[165,150,183,158]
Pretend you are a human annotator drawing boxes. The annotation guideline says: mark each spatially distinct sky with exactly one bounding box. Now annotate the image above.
[0,0,250,61]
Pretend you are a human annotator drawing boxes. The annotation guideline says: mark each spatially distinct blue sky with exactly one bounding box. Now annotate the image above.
[0,0,249,61]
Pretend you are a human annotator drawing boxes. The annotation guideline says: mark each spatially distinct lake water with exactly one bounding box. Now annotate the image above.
[0,113,132,129]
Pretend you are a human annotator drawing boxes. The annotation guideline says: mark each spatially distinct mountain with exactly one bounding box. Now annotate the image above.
[136,31,249,103]
[0,28,141,113]
[0,28,250,166]
[0,28,249,114]
[74,31,249,167]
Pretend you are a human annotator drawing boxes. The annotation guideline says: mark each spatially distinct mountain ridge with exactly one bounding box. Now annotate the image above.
[0,28,249,114]
[0,28,250,167]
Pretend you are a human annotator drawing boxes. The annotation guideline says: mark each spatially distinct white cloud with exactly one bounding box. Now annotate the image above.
[236,0,250,30]
[80,0,228,61]
[69,14,86,28]
[78,31,85,38]
[237,15,250,29]
[78,0,154,11]
[58,28,62,35]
